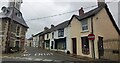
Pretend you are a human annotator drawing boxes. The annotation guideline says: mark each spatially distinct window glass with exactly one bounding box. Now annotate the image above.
[58,29,64,37]
[52,32,54,38]
[81,37,90,54]
[81,19,88,31]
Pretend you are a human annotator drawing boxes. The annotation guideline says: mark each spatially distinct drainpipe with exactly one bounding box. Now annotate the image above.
[91,17,95,59]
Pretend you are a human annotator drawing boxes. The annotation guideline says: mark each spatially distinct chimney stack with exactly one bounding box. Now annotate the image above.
[97,0,105,7]
[51,24,54,29]
[79,7,84,16]
[44,27,49,31]
[1,6,7,12]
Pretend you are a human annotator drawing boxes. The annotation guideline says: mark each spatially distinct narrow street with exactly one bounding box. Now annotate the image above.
[2,46,84,63]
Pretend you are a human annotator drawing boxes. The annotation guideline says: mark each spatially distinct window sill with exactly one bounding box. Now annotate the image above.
[81,30,89,33]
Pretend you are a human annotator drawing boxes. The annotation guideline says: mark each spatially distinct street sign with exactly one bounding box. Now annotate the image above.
[88,34,95,40]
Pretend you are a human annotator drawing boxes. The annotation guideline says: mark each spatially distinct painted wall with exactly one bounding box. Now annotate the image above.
[48,27,70,51]
[33,35,39,47]
[93,8,120,60]
[70,17,93,58]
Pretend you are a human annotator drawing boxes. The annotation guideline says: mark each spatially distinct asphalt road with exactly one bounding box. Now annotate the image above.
[2,46,84,62]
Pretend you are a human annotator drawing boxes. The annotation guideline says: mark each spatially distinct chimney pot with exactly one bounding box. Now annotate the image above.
[79,7,84,16]
[51,24,54,29]
[44,27,49,31]
[1,6,7,12]
[97,0,105,7]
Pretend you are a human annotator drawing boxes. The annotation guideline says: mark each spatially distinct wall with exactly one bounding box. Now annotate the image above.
[93,8,119,60]
[0,19,9,52]
[70,17,93,58]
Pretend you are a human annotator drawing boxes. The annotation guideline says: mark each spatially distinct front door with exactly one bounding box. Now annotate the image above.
[15,41,19,47]
[98,36,104,59]
[72,38,77,54]
[51,41,54,49]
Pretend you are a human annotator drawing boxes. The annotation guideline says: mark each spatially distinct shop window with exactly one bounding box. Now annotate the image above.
[81,37,90,55]
[58,29,64,37]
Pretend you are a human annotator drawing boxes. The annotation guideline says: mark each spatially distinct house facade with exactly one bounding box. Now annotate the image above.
[67,0,120,60]
[32,34,40,47]
[0,0,28,53]
[27,37,33,47]
[48,22,70,52]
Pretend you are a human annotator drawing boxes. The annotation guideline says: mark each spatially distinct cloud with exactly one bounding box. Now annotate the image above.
[0,0,119,38]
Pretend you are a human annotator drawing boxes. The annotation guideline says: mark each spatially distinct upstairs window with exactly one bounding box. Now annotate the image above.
[16,26,20,36]
[81,19,88,31]
[52,32,54,38]
[16,13,21,18]
[47,34,49,39]
[58,29,64,37]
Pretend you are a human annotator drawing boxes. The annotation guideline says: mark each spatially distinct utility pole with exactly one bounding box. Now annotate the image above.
[5,0,15,53]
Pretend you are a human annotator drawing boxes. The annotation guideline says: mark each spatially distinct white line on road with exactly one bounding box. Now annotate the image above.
[35,53,37,56]
[42,59,53,61]
[34,58,43,61]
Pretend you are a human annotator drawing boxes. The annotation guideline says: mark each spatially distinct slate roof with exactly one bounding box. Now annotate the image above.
[33,20,69,37]
[74,7,103,21]
[0,7,29,28]
[52,20,69,31]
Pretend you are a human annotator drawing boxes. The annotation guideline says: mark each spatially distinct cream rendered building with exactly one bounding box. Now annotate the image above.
[68,1,120,61]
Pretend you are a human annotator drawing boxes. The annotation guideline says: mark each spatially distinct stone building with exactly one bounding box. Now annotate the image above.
[0,0,28,53]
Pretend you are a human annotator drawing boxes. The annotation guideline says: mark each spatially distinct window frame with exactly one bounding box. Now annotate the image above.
[81,19,88,32]
[52,32,54,38]
[58,29,64,37]
[81,36,90,55]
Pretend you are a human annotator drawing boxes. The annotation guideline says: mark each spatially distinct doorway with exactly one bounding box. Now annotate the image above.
[72,38,77,54]
[98,36,104,59]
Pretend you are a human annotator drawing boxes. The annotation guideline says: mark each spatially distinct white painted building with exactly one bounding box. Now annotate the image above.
[32,34,39,47]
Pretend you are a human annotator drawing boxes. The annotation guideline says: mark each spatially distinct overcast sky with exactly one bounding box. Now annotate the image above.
[0,0,119,38]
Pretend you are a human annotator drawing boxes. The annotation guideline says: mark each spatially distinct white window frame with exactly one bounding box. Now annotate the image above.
[81,19,88,32]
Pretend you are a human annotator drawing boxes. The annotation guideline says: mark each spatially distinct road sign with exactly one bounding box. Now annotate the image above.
[88,34,95,40]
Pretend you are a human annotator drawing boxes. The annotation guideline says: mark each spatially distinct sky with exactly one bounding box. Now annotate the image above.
[0,0,119,38]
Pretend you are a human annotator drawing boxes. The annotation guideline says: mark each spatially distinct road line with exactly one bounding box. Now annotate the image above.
[27,58,33,60]
[34,53,37,56]
[42,59,53,61]
[34,58,43,61]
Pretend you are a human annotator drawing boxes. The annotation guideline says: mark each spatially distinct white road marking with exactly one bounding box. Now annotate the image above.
[42,59,53,61]
[34,53,37,56]
[39,53,41,56]
[43,53,46,55]
[3,56,9,58]
[34,58,43,61]
[28,54,31,56]
[51,53,53,55]
[27,58,33,60]
[41,53,43,56]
